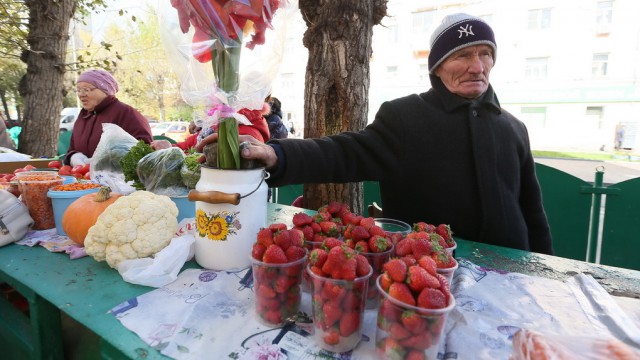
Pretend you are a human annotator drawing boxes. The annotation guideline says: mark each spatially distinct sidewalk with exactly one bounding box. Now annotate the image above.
[534,157,640,184]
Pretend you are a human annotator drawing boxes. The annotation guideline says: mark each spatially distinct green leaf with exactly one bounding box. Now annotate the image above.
[217,117,240,169]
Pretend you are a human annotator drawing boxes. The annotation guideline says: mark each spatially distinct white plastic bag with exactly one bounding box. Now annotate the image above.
[91,124,139,194]
[117,234,195,288]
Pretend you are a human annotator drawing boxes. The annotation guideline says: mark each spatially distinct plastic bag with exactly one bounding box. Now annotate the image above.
[117,234,196,288]
[510,329,640,360]
[137,147,188,196]
[91,124,139,172]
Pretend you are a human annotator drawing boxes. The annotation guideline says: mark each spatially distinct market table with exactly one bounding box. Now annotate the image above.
[1,202,639,359]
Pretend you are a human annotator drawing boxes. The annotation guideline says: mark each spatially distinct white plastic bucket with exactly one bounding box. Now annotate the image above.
[190,167,268,270]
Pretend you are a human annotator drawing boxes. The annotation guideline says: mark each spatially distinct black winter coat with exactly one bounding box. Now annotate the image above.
[268,76,553,255]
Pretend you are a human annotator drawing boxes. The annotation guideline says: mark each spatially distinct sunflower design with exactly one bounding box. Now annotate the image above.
[195,209,211,237]
[196,209,241,241]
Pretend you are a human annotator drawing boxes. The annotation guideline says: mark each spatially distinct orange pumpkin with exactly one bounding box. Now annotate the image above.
[62,186,122,246]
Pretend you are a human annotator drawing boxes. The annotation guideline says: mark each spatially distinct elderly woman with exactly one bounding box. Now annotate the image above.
[64,69,152,166]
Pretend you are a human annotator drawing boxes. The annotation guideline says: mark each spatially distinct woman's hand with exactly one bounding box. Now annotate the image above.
[195,133,278,170]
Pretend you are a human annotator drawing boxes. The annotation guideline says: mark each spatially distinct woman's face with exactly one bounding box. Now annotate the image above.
[76,81,108,111]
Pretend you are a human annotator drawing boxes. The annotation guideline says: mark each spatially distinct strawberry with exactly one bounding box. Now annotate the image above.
[411,238,433,258]
[313,211,332,223]
[395,238,413,257]
[406,265,431,293]
[388,282,416,306]
[309,265,326,277]
[273,230,292,250]
[401,310,426,334]
[431,251,454,269]
[288,228,304,248]
[354,240,370,253]
[417,255,438,276]
[256,228,274,247]
[285,246,306,262]
[383,258,408,282]
[339,311,360,337]
[351,225,370,241]
[436,223,453,242]
[310,222,322,233]
[269,223,288,232]
[406,350,427,360]
[400,332,432,351]
[292,212,313,227]
[359,217,375,230]
[322,281,346,301]
[380,338,406,360]
[355,254,371,277]
[435,273,451,304]
[322,328,340,345]
[262,244,288,264]
[369,225,387,237]
[400,256,417,267]
[322,237,342,250]
[256,283,276,298]
[251,243,267,260]
[308,248,328,267]
[413,221,436,232]
[319,221,340,237]
[327,201,343,215]
[274,275,296,293]
[263,309,282,324]
[322,300,342,327]
[430,233,448,249]
[299,225,315,241]
[312,233,326,243]
[341,211,360,226]
[417,287,447,309]
[379,272,393,291]
[368,235,392,253]
[389,322,412,340]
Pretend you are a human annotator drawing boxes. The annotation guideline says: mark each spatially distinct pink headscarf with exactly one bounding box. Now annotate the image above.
[77,69,119,95]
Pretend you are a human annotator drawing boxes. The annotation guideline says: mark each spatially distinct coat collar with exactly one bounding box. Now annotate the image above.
[427,74,502,114]
[80,95,117,118]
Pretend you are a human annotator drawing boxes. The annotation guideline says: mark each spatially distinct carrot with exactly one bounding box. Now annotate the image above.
[50,183,101,192]
[18,178,64,230]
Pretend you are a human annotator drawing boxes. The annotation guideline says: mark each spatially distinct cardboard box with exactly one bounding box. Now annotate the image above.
[0,159,56,174]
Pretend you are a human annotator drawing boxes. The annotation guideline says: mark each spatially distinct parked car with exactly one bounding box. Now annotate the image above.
[59,107,81,132]
[152,121,190,143]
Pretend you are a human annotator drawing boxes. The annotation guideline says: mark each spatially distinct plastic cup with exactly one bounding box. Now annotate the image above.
[445,241,457,256]
[375,275,456,360]
[48,187,101,236]
[361,244,394,309]
[306,264,372,353]
[374,218,412,237]
[251,252,306,327]
[17,175,63,230]
[436,257,459,287]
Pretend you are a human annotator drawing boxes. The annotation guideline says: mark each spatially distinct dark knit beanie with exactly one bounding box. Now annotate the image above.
[428,13,497,73]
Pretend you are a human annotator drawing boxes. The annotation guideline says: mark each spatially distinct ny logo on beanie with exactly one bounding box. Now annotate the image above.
[458,24,475,38]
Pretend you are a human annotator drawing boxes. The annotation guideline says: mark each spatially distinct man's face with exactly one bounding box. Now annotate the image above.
[434,44,494,99]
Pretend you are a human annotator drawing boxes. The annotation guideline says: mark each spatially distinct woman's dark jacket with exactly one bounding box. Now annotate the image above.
[267,76,553,255]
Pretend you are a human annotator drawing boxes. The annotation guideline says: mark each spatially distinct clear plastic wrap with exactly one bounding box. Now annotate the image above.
[510,329,640,360]
[158,0,298,130]
[91,124,138,173]
[136,148,188,196]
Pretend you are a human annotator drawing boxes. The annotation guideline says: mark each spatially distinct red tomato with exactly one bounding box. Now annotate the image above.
[58,165,73,176]
[47,160,62,169]
[13,168,27,174]
[4,174,15,182]
[83,172,91,180]
[71,165,84,175]
[23,165,36,171]
[79,163,90,175]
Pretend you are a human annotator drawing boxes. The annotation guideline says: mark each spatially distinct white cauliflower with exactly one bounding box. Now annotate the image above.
[84,190,179,268]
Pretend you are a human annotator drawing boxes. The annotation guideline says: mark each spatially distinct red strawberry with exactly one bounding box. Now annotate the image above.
[327,201,343,215]
[369,225,387,237]
[341,212,360,226]
[436,273,451,304]
[339,311,360,337]
[368,235,392,253]
[359,217,375,230]
[430,233,448,249]
[351,226,370,241]
[395,238,413,257]
[417,255,438,276]
[417,287,447,309]
[256,228,274,247]
[319,221,340,237]
[354,240,370,253]
[388,282,416,306]
[309,265,326,277]
[355,254,371,277]
[400,332,432,351]
[292,212,313,227]
[313,211,332,223]
[322,328,340,345]
[274,275,296,293]
[400,256,417,267]
[263,244,287,264]
[310,222,322,233]
[436,223,453,241]
[285,246,306,262]
[251,243,267,260]
[406,350,428,360]
[411,238,433,258]
[269,223,288,232]
[308,248,328,267]
[378,298,400,324]
[413,221,436,232]
[256,283,276,298]
[431,251,454,269]
[383,258,408,282]
[322,237,342,250]
[322,300,342,327]
[389,322,412,340]
[288,228,304,248]
[322,281,346,301]
[401,310,426,334]
[380,338,406,359]
[300,225,315,241]
[263,309,282,324]
[273,230,292,250]
[406,265,431,293]
[380,272,393,291]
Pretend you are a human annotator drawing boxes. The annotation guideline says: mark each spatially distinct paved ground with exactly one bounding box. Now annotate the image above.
[535,157,640,184]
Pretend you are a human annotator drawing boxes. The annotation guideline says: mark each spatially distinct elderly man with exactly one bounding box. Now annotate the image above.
[219,13,553,254]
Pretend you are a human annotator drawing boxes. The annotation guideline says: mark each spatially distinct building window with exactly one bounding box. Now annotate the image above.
[592,54,609,77]
[413,10,436,35]
[586,106,604,129]
[596,1,613,34]
[527,8,552,30]
[525,57,548,79]
[521,107,547,127]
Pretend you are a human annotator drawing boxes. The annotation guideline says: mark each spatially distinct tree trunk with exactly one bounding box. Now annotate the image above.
[298,0,387,214]
[19,0,76,157]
